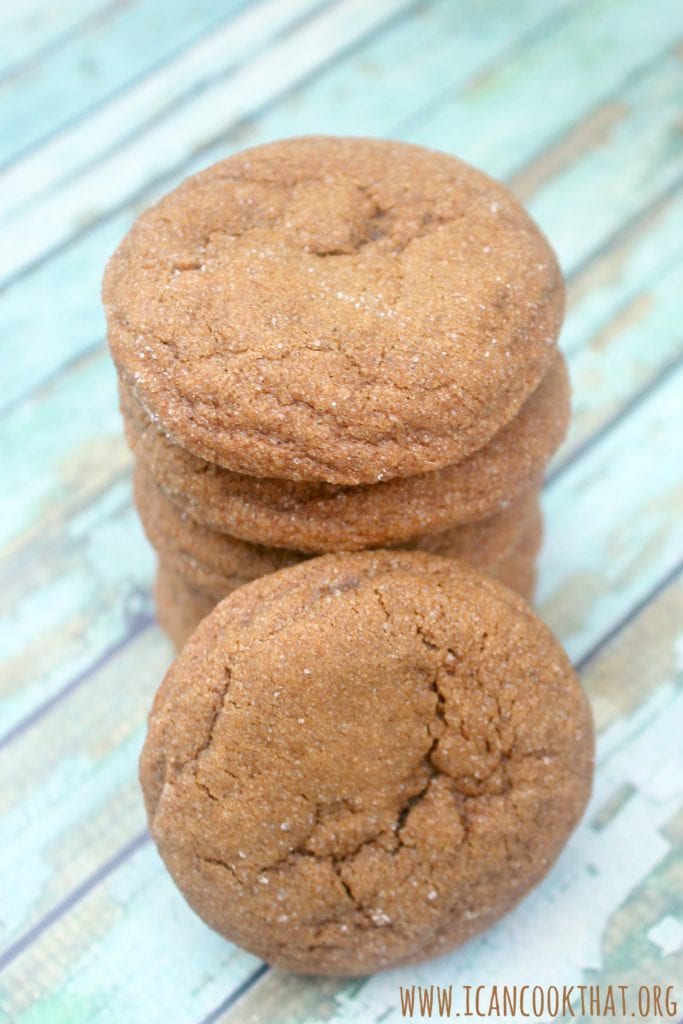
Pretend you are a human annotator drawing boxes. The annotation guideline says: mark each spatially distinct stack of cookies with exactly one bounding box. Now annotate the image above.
[103,137,569,650]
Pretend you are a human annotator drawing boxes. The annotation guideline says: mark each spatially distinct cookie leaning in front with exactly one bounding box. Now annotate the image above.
[140,551,593,975]
[104,135,564,485]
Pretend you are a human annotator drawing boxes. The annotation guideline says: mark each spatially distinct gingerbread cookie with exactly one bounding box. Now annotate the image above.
[153,500,542,651]
[134,461,541,595]
[141,551,593,974]
[123,353,567,552]
[154,565,216,653]
[105,136,564,484]
[135,466,303,595]
[493,513,542,600]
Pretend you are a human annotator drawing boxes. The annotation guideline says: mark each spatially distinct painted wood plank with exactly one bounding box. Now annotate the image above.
[0,211,128,415]
[0,0,114,79]
[0,478,151,739]
[538,365,683,659]
[0,0,250,166]
[0,630,161,944]
[0,355,125,556]
[1,838,261,1024]
[0,0,574,222]
[0,0,328,222]
[0,0,417,285]
[563,185,683,357]
[404,0,683,182]
[560,258,683,467]
[522,54,683,280]
[210,0,575,150]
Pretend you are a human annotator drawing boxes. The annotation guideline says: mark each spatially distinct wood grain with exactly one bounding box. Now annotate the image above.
[0,0,681,1021]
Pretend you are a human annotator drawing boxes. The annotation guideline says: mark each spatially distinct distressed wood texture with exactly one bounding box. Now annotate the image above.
[0,1,682,1022]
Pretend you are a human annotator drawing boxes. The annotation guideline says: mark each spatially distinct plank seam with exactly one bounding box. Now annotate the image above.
[0,336,104,421]
[565,172,683,287]
[0,610,154,751]
[574,558,683,672]
[0,829,150,973]
[546,352,683,487]
[0,0,418,294]
[0,0,332,209]
[197,964,270,1024]
[0,0,129,88]
[0,464,133,574]
[393,0,581,136]
[500,36,680,196]
[0,0,256,174]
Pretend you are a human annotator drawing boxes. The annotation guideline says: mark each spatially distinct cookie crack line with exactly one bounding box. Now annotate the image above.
[179,576,546,883]
[235,585,506,928]
[139,551,593,975]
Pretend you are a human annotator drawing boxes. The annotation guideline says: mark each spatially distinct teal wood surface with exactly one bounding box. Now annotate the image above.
[0,1,681,1022]
[0,0,251,164]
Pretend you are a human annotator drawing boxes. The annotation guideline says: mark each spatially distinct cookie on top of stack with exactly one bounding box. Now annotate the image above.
[103,136,568,649]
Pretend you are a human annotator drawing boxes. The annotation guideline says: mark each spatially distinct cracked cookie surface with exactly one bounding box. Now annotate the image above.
[122,353,567,552]
[105,136,564,484]
[140,551,593,974]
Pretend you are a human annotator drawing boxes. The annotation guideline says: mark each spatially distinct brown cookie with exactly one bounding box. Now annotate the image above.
[154,566,216,653]
[410,490,542,564]
[493,512,543,600]
[104,136,564,484]
[135,466,303,596]
[122,352,567,552]
[141,551,593,974]
[153,507,542,651]
[134,461,541,595]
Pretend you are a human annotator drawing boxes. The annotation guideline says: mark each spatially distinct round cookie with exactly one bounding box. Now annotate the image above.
[154,565,216,653]
[141,551,593,974]
[409,489,541,564]
[135,466,303,596]
[155,521,541,651]
[105,136,564,484]
[493,512,543,601]
[122,353,568,552]
[134,461,541,594]
[153,502,542,651]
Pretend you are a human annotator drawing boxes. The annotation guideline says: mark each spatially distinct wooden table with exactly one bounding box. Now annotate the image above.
[1,1,681,1021]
